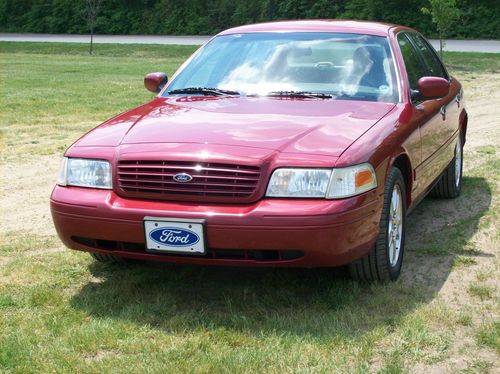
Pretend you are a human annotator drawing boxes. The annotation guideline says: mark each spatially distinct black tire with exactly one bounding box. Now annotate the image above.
[429,136,463,199]
[349,167,406,282]
[90,252,126,263]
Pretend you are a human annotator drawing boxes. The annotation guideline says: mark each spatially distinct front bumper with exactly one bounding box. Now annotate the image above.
[50,186,382,267]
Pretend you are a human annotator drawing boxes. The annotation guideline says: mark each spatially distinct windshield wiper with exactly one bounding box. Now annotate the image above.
[265,91,334,99]
[167,87,241,96]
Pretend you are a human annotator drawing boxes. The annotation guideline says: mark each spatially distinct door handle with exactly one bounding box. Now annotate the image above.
[440,105,446,120]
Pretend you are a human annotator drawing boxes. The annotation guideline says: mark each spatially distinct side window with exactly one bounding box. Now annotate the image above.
[397,33,427,92]
[408,33,448,79]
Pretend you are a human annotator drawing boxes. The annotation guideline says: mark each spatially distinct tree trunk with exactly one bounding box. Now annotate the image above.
[90,28,93,55]
[268,0,274,21]
[439,36,443,60]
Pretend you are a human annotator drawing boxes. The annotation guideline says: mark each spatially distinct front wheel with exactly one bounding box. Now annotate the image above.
[349,167,406,282]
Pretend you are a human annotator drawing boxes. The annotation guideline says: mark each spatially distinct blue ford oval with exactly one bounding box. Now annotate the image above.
[149,227,199,247]
[173,173,193,183]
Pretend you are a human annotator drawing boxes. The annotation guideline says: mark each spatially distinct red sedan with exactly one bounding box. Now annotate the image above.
[51,20,467,282]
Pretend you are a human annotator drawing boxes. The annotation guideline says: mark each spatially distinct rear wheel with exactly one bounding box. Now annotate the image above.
[349,167,406,282]
[429,136,463,198]
[90,252,126,263]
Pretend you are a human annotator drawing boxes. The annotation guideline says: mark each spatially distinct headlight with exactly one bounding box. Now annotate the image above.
[57,157,112,189]
[266,169,332,197]
[266,163,376,199]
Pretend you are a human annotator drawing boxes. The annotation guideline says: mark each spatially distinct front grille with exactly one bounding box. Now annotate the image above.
[116,160,262,202]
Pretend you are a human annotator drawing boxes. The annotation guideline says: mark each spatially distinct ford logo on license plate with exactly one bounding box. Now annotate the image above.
[173,173,193,182]
[149,227,200,247]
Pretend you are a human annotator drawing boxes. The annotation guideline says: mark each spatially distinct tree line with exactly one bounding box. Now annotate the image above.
[0,0,498,39]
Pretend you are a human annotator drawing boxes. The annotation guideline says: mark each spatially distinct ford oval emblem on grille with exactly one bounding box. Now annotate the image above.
[149,227,200,247]
[173,173,193,183]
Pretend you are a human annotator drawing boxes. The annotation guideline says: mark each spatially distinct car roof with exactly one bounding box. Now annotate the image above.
[218,20,410,37]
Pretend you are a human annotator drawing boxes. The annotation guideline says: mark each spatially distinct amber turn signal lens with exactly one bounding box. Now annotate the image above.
[355,169,375,188]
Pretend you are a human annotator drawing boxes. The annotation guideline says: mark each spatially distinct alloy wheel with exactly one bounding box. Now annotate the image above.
[455,138,462,188]
[388,184,403,267]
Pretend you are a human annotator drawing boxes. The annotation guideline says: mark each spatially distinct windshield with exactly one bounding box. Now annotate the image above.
[163,32,399,103]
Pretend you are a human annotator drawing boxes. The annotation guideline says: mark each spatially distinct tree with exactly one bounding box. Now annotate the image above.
[421,0,460,59]
[84,0,101,55]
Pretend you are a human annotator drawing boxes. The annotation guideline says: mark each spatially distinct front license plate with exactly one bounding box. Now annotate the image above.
[144,217,206,254]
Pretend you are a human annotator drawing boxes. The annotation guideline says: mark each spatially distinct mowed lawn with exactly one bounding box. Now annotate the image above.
[0,42,499,373]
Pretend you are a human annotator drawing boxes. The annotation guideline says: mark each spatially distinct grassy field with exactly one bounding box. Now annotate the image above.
[0,42,499,373]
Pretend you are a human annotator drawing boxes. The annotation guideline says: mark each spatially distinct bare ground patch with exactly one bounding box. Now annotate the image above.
[460,74,500,149]
[0,154,61,236]
[0,256,9,267]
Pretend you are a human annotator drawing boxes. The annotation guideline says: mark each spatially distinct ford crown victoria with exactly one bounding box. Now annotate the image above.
[51,20,467,282]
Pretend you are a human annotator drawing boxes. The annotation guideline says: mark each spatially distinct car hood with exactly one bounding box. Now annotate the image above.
[75,96,395,157]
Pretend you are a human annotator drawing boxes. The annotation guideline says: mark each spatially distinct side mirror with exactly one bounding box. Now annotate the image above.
[144,72,168,93]
[417,76,449,99]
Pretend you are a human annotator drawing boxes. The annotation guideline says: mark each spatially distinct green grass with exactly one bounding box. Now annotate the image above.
[468,284,495,300]
[0,42,197,162]
[476,321,500,353]
[0,232,61,255]
[443,52,500,74]
[1,42,499,372]
[451,256,478,269]
[0,41,199,58]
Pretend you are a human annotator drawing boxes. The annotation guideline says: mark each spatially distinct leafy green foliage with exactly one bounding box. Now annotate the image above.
[421,0,460,57]
[421,0,460,37]
[0,0,498,38]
